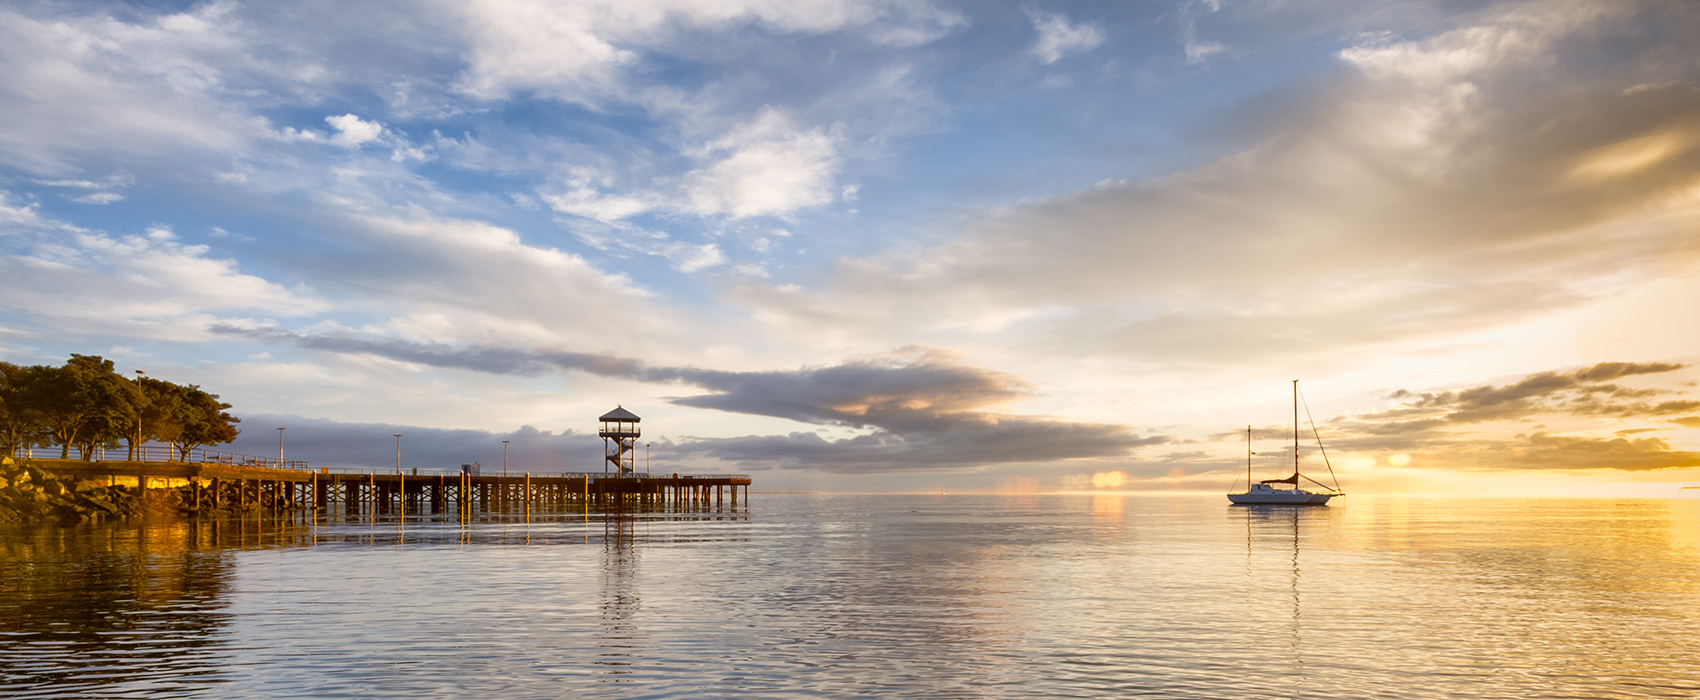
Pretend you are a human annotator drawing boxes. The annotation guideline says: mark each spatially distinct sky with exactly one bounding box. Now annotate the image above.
[3,0,1699,495]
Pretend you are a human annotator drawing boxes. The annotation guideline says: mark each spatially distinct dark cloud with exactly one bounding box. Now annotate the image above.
[1383,362,1690,424]
[673,420,1168,473]
[1506,433,1700,472]
[1321,361,1700,472]
[225,414,601,473]
[212,326,1166,473]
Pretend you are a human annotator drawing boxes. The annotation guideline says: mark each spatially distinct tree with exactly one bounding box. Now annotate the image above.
[169,385,240,460]
[29,355,140,460]
[122,376,187,461]
[0,362,52,456]
[63,355,142,461]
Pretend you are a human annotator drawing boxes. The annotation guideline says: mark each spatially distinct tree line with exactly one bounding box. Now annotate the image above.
[0,354,240,461]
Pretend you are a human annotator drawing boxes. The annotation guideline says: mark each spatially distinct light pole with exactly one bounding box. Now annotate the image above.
[502,440,509,476]
[394,434,402,474]
[646,443,651,475]
[277,427,286,465]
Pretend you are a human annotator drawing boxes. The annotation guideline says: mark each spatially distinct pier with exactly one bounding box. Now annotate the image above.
[20,458,751,514]
[6,406,751,518]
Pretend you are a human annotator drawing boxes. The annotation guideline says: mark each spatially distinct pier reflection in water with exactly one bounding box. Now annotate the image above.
[0,502,746,698]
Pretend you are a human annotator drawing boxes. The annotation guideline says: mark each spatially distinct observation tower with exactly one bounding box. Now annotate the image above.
[598,406,641,475]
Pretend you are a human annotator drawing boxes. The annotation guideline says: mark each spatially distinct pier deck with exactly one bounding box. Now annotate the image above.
[22,458,750,513]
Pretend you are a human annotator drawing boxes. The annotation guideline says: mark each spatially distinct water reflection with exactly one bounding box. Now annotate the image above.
[0,501,747,698]
[0,519,245,697]
[596,514,645,683]
[1236,504,1338,695]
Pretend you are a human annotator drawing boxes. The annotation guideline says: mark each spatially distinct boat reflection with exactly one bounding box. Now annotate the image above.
[1240,504,1335,691]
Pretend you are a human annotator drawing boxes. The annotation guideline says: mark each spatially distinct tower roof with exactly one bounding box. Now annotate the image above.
[599,406,641,422]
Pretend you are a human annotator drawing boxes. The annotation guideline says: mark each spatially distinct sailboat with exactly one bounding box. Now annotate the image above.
[1228,380,1344,505]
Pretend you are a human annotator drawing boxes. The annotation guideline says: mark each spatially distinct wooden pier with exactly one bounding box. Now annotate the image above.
[26,459,751,514]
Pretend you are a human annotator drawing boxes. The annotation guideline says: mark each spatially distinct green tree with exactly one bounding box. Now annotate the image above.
[122,376,187,461]
[170,385,240,460]
[62,355,142,460]
[0,362,53,456]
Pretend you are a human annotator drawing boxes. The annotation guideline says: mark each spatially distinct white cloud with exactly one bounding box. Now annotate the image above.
[1180,22,1225,65]
[336,213,698,351]
[453,0,963,101]
[566,219,728,274]
[0,206,325,335]
[1026,8,1105,65]
[0,4,265,174]
[70,192,125,205]
[543,108,843,223]
[325,114,385,147]
[722,0,1700,380]
[681,108,842,218]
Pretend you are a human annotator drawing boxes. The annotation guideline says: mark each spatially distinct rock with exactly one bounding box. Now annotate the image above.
[23,464,47,483]
[81,495,118,514]
[0,476,8,490]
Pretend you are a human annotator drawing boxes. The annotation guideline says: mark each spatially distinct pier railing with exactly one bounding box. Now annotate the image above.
[6,446,745,480]
[315,468,749,480]
[8,444,312,470]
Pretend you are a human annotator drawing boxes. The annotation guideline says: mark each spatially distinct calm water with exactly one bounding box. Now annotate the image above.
[3,495,1699,698]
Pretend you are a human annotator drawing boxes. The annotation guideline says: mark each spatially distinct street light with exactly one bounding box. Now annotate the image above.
[646,443,651,475]
[502,440,509,477]
[394,434,402,474]
[277,427,286,465]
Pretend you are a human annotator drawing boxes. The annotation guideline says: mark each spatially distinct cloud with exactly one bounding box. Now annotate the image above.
[227,414,599,472]
[1382,361,1689,424]
[1025,8,1105,65]
[325,114,384,147]
[0,4,273,175]
[565,220,728,272]
[70,192,125,205]
[453,0,963,101]
[727,0,1700,370]
[1310,361,1700,472]
[681,108,843,218]
[546,108,843,222]
[208,327,1166,472]
[0,206,324,335]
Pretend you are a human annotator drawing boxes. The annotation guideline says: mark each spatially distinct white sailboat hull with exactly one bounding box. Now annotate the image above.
[1227,490,1333,505]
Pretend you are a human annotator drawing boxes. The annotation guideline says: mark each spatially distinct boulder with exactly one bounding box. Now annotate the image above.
[80,495,119,514]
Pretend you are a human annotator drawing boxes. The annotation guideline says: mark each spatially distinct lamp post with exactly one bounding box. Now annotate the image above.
[502,440,509,477]
[277,427,286,466]
[646,443,651,475]
[394,434,402,474]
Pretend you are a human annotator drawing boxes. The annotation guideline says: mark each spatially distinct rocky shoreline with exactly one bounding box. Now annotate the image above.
[0,458,297,523]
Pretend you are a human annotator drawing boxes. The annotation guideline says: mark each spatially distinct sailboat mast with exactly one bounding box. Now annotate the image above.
[1293,379,1300,479]
[1246,425,1252,489]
